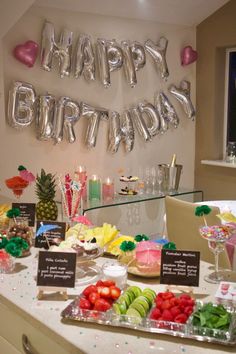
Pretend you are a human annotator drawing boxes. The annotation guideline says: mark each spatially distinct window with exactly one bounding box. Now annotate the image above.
[224,48,236,157]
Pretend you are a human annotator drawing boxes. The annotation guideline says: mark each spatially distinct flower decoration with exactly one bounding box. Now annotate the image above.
[120,240,136,252]
[18,165,27,171]
[0,235,8,249]
[163,241,176,250]
[0,234,28,257]
[134,234,149,242]
[195,205,212,225]
[72,215,93,226]
[6,208,20,219]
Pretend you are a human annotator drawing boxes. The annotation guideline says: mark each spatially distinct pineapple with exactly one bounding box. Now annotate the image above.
[35,169,58,221]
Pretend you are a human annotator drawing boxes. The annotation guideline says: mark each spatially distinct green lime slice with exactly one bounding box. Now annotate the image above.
[125,289,135,302]
[126,308,142,320]
[113,303,121,314]
[119,302,127,314]
[129,302,147,317]
[142,290,156,301]
[143,288,156,298]
[142,293,155,307]
[127,286,142,298]
[134,296,150,311]
[118,294,131,307]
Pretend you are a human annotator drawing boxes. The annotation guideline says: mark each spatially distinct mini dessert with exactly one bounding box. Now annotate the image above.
[119,187,138,196]
[79,238,99,255]
[7,222,32,256]
[119,176,139,182]
[71,245,84,257]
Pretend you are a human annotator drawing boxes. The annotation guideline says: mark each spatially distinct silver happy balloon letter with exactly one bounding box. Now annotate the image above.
[41,21,73,78]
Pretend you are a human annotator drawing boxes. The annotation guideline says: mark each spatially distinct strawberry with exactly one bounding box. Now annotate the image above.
[103,280,116,287]
[169,297,177,307]
[110,286,121,300]
[162,309,174,322]
[100,286,111,298]
[79,297,92,310]
[170,306,181,318]
[184,305,194,316]
[161,300,171,311]
[156,292,165,299]
[174,313,188,323]
[96,280,105,287]
[82,285,98,297]
[150,308,161,320]
[96,286,104,295]
[179,294,192,301]
[88,292,100,304]
[186,298,195,307]
[155,297,163,308]
[161,292,175,300]
[94,298,111,312]
[179,298,189,311]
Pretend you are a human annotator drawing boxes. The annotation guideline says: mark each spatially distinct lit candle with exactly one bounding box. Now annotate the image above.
[76,165,87,200]
[89,174,101,200]
[102,177,115,201]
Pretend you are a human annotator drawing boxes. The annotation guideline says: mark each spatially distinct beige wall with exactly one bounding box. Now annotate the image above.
[196,0,236,200]
[0,1,196,233]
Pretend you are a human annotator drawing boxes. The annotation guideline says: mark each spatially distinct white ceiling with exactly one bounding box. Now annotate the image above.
[36,0,230,26]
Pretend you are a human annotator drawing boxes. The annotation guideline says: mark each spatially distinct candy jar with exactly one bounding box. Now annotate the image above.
[7,220,33,257]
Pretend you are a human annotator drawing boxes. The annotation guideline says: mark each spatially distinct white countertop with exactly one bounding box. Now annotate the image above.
[0,248,235,354]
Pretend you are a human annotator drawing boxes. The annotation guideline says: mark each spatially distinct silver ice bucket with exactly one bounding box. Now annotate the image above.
[158,164,183,191]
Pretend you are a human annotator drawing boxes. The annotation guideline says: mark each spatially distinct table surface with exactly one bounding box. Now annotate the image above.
[0,248,236,354]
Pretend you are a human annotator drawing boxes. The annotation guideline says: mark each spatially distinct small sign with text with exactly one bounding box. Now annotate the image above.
[160,249,200,287]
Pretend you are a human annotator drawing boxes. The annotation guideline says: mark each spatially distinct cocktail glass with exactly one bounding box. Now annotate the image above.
[199,225,231,284]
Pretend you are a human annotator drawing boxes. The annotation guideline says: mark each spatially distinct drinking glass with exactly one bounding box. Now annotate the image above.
[144,167,152,194]
[156,166,164,195]
[199,225,231,284]
[150,167,157,194]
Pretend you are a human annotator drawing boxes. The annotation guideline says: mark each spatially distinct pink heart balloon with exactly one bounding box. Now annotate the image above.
[181,46,198,66]
[13,40,38,68]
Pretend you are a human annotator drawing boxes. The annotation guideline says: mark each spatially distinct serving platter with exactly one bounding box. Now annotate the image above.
[61,298,236,346]
[127,265,160,278]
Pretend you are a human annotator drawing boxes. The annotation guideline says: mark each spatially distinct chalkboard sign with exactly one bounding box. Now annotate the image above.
[35,221,66,249]
[37,251,76,288]
[12,202,36,227]
[160,249,200,287]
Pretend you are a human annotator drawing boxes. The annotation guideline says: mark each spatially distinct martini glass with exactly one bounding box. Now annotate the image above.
[5,176,29,199]
[199,225,231,284]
